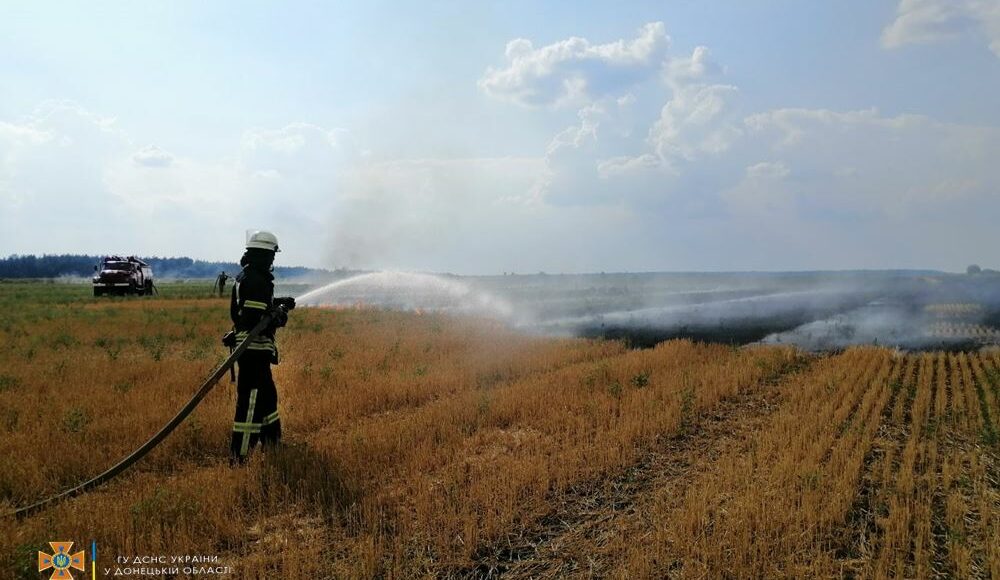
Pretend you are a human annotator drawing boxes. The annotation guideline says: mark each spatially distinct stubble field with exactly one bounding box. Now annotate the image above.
[1,282,998,578]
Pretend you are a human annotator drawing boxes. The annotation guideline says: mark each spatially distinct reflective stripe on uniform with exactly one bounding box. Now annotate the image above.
[246,344,276,353]
[234,330,276,353]
[243,300,268,310]
[239,389,258,457]
[235,331,272,342]
[232,421,261,433]
[262,411,280,425]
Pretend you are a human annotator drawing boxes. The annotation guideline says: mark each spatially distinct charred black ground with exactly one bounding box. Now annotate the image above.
[468,270,1000,351]
[296,269,1000,352]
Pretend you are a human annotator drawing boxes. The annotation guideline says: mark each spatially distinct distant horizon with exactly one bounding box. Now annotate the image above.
[3,252,989,278]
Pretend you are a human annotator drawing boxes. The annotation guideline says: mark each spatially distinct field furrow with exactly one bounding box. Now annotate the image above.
[599,349,891,577]
[454,354,811,578]
[836,355,915,577]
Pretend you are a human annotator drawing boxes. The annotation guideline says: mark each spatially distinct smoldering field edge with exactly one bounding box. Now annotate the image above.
[294,269,1000,351]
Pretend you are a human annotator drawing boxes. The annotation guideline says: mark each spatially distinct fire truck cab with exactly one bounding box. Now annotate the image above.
[93,256,154,296]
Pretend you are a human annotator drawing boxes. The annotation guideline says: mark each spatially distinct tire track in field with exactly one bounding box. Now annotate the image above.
[448,355,813,579]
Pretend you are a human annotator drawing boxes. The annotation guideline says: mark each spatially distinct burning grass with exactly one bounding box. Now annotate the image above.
[1,282,997,578]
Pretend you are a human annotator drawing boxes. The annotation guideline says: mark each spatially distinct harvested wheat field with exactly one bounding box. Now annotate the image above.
[1,283,998,578]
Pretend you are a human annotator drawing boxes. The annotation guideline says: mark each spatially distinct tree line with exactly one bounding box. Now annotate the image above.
[0,254,329,279]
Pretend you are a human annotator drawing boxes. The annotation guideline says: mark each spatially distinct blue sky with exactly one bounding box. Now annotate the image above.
[1,1,999,272]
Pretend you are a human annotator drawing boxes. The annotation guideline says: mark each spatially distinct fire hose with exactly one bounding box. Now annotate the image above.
[6,303,292,520]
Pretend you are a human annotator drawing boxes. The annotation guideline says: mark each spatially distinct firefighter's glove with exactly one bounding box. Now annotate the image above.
[221,330,237,348]
[269,307,289,329]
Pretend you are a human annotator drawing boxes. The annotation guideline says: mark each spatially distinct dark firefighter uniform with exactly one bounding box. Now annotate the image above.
[215,271,229,296]
[229,264,286,460]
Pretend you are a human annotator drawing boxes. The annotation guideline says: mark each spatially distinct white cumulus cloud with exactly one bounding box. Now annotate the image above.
[664,45,723,82]
[528,43,742,204]
[882,0,1000,57]
[648,82,742,166]
[478,22,670,107]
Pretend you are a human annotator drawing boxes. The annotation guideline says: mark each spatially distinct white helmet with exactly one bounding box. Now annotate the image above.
[245,230,280,252]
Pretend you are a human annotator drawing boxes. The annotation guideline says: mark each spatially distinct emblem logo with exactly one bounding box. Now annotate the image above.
[37,542,85,579]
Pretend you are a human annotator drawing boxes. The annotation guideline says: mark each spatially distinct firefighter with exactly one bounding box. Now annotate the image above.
[229,231,291,462]
[215,270,230,297]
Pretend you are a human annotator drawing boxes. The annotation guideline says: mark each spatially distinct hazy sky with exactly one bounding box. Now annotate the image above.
[2,1,998,273]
